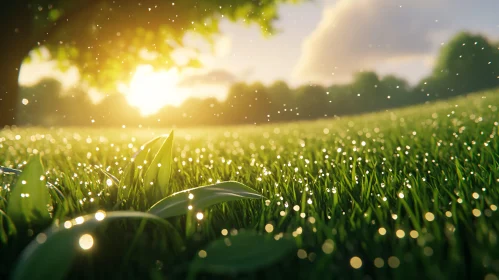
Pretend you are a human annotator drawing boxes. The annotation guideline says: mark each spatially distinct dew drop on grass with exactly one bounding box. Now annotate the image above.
[425,212,435,222]
[36,233,47,244]
[64,221,72,229]
[75,216,84,225]
[388,256,400,268]
[265,224,274,233]
[79,234,94,250]
[374,258,384,268]
[196,212,204,220]
[472,209,482,217]
[321,239,334,254]
[95,210,106,221]
[350,256,362,269]
[297,249,307,259]
[198,250,207,258]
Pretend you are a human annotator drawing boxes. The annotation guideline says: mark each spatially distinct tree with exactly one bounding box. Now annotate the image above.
[58,87,97,126]
[267,80,295,122]
[18,78,64,126]
[379,75,413,108]
[350,71,381,112]
[94,93,142,126]
[420,32,499,99]
[0,0,302,127]
[222,82,272,124]
[295,84,328,119]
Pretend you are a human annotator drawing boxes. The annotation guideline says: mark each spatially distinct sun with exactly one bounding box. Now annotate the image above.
[124,65,185,116]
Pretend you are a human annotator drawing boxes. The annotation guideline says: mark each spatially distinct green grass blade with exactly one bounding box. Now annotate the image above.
[132,135,164,163]
[0,209,17,244]
[148,181,264,219]
[189,230,295,278]
[0,166,64,202]
[0,166,21,175]
[10,211,173,280]
[143,131,174,195]
[6,155,51,227]
[98,167,120,187]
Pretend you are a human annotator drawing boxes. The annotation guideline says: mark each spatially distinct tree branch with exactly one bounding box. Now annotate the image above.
[32,0,103,48]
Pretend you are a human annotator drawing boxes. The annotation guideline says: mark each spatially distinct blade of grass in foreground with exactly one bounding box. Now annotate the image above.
[10,211,175,280]
[188,230,295,279]
[148,181,265,219]
[143,131,174,195]
[6,155,51,228]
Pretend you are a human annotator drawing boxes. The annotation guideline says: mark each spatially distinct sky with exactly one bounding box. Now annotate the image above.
[19,0,499,114]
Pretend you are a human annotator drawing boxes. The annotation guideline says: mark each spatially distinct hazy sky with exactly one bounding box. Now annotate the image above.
[19,0,499,109]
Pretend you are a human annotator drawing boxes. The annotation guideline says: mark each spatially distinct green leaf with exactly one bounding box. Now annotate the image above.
[143,131,174,195]
[10,211,174,280]
[189,230,295,278]
[6,155,51,227]
[148,181,264,219]
[1,165,65,203]
[119,135,166,198]
[132,135,165,166]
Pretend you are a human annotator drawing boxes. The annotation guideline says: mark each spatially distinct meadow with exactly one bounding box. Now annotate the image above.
[1,89,499,279]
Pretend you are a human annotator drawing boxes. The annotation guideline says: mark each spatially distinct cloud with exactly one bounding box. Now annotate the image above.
[293,0,499,84]
[177,69,237,87]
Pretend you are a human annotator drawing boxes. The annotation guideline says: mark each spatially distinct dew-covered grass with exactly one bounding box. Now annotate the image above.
[2,89,499,279]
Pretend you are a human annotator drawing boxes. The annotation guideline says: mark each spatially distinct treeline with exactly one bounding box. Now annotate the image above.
[17,31,499,127]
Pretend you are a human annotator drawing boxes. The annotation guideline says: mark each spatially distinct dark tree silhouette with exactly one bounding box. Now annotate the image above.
[268,80,296,122]
[18,78,63,126]
[295,84,328,119]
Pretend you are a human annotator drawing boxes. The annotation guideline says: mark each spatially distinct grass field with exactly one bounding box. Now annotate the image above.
[2,89,499,279]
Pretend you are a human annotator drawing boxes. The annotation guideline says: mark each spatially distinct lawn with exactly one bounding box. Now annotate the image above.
[1,89,499,280]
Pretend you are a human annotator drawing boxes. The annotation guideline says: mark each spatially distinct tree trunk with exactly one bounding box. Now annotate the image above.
[0,2,32,128]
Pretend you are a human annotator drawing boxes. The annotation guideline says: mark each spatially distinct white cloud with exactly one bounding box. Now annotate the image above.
[20,48,80,89]
[177,69,237,86]
[293,0,499,85]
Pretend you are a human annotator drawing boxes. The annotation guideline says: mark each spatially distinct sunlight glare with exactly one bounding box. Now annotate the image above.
[124,65,185,116]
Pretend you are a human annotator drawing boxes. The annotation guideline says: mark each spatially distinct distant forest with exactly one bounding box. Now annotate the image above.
[18,32,499,127]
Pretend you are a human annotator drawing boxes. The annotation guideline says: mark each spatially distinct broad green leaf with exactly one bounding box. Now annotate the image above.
[11,211,174,280]
[119,135,165,198]
[0,166,65,202]
[189,230,295,278]
[143,131,174,194]
[132,135,165,165]
[6,155,51,227]
[120,134,165,188]
[148,181,264,219]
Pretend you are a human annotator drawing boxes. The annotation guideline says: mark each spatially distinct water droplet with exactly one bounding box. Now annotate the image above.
[350,256,362,269]
[79,234,94,250]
